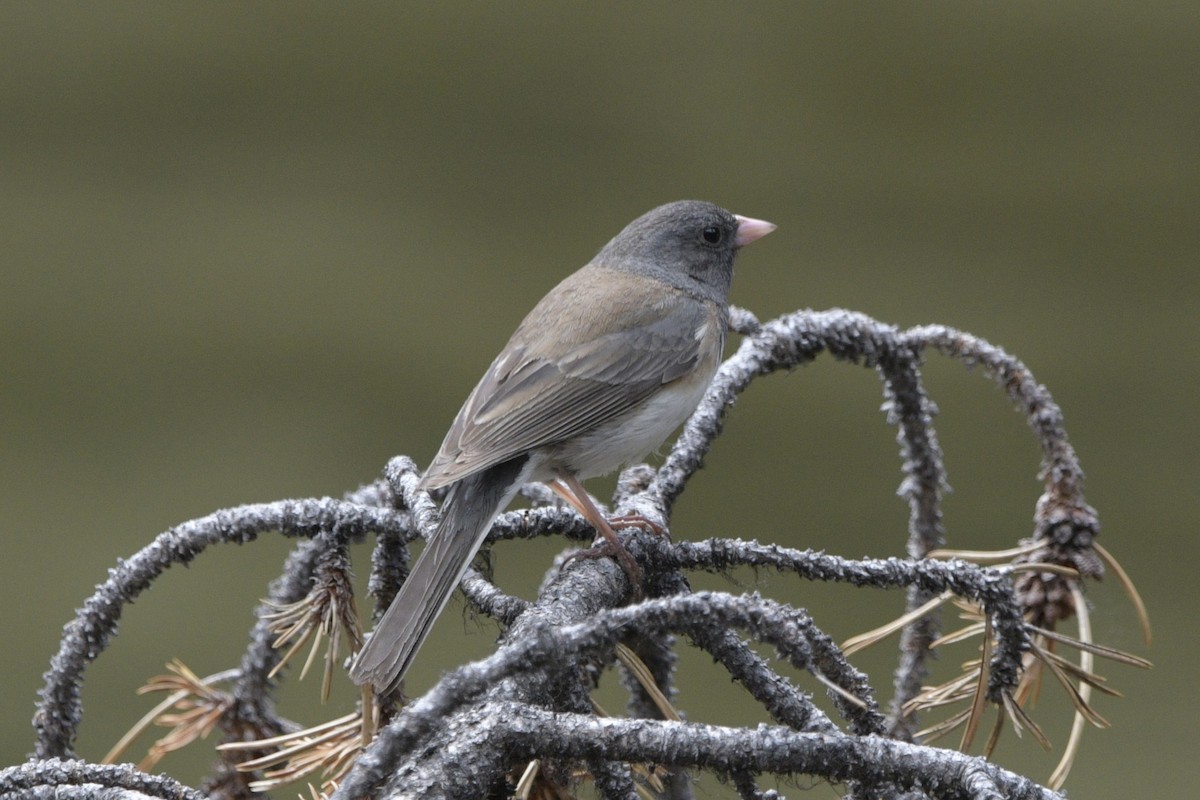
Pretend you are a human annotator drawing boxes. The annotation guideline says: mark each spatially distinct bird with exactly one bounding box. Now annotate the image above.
[350,200,775,696]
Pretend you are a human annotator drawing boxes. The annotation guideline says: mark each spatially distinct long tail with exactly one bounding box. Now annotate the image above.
[350,457,529,695]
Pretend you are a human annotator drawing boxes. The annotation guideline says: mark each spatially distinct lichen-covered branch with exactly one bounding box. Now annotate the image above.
[17,308,1122,800]
[0,758,209,800]
[673,540,1029,703]
[34,499,409,759]
[496,705,1064,800]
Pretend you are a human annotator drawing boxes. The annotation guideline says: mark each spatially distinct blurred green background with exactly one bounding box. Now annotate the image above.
[2,3,1194,797]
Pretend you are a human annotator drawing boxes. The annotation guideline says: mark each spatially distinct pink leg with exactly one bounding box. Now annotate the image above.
[551,475,644,599]
[607,514,667,537]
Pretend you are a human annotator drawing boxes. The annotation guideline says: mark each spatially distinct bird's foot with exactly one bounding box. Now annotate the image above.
[607,514,669,539]
[561,539,645,601]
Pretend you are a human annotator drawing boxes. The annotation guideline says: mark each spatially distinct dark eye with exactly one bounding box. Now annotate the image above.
[701,225,723,244]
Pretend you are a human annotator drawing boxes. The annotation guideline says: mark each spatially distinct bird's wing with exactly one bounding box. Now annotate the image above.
[421,280,720,490]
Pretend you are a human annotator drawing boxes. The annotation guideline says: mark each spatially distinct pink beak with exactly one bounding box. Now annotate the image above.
[733,214,777,247]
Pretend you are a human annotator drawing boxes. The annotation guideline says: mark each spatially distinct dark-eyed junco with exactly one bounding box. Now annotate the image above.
[350,200,775,695]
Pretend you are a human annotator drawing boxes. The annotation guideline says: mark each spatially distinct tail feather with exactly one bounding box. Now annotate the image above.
[350,457,528,695]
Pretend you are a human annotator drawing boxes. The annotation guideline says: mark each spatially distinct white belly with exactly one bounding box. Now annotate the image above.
[542,365,716,481]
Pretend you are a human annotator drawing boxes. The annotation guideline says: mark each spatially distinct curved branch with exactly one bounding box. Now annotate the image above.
[655,308,920,513]
[0,759,209,800]
[877,342,949,738]
[339,590,884,800]
[33,498,408,759]
[498,705,1064,800]
[18,308,1117,800]
[903,325,1102,627]
[674,540,1029,702]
